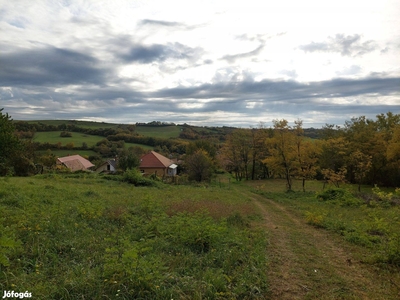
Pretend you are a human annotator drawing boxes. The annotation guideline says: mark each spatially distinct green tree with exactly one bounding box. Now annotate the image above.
[118,148,140,171]
[38,149,57,169]
[185,149,213,182]
[0,109,22,175]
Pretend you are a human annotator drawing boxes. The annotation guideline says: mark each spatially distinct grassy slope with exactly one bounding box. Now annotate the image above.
[33,132,152,151]
[135,125,182,138]
[1,175,399,299]
[25,120,182,139]
[33,131,103,147]
[0,175,267,299]
[245,179,400,299]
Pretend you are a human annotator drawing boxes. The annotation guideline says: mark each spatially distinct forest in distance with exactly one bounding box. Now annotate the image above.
[1,110,400,189]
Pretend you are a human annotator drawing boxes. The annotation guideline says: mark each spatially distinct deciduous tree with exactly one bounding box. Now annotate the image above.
[0,109,22,175]
[185,149,213,182]
[264,119,298,191]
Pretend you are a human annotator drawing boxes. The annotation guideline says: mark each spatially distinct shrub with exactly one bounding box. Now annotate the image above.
[123,169,159,187]
[305,211,325,228]
[316,188,362,207]
[59,131,72,137]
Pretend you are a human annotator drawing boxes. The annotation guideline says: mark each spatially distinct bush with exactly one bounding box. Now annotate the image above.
[305,211,325,228]
[123,169,160,187]
[59,131,72,137]
[316,188,362,207]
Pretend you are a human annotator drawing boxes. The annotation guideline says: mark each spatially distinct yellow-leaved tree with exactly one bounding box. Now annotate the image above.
[264,119,298,191]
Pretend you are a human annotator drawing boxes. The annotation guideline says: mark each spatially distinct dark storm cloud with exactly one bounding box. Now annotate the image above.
[0,46,110,86]
[119,42,203,64]
[300,34,378,56]
[151,76,400,102]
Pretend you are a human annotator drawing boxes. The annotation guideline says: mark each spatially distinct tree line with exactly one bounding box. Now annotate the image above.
[2,109,400,186]
[219,112,400,189]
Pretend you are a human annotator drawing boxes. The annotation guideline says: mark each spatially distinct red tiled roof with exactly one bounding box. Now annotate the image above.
[139,151,173,168]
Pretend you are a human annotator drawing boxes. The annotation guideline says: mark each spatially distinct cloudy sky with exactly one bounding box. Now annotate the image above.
[1,0,399,127]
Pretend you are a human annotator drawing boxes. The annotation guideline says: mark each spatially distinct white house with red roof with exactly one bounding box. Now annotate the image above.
[139,151,177,177]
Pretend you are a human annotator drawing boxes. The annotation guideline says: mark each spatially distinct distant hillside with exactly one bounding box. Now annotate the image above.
[14,120,323,155]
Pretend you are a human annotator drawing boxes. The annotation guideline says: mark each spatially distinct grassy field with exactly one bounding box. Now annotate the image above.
[0,175,267,299]
[33,132,153,151]
[24,120,183,139]
[1,175,399,299]
[33,131,104,147]
[247,179,400,266]
[135,125,183,138]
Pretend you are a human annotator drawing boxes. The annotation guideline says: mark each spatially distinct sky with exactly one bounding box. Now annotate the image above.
[1,0,399,128]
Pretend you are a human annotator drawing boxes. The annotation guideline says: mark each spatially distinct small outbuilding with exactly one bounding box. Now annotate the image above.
[57,155,94,172]
[96,159,118,173]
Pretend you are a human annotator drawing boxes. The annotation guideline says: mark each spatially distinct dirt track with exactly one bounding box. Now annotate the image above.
[243,191,400,299]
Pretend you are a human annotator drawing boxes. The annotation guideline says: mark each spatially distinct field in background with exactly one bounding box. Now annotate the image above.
[135,125,182,139]
[33,131,104,147]
[25,120,183,139]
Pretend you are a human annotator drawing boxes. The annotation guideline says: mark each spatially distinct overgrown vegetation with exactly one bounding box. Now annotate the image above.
[0,175,267,299]
[252,180,400,267]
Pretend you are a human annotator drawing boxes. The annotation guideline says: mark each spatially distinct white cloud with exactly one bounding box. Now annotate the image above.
[0,0,399,127]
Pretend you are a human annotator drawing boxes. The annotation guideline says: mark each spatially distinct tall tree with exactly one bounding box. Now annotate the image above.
[185,149,213,182]
[264,119,298,191]
[222,129,252,181]
[296,139,322,192]
[249,124,272,180]
[0,109,22,175]
[117,148,141,171]
[349,150,372,192]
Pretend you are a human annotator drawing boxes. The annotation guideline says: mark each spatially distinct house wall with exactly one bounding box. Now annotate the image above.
[97,163,116,173]
[140,167,167,176]
[168,168,177,176]
[96,165,109,173]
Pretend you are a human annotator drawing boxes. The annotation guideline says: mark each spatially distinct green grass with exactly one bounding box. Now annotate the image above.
[33,132,153,151]
[0,175,267,299]
[135,125,183,138]
[249,179,400,266]
[33,131,104,147]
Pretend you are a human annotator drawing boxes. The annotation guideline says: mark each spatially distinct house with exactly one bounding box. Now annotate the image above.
[57,155,95,172]
[139,151,178,177]
[96,159,118,173]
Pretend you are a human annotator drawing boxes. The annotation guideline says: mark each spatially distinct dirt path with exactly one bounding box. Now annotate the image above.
[243,191,400,299]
